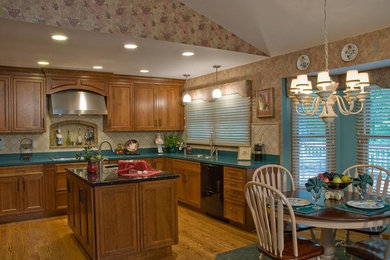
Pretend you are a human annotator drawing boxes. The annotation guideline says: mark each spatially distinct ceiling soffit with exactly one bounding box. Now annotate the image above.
[0,0,266,56]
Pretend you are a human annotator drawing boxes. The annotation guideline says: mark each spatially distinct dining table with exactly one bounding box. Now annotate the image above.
[283,189,390,260]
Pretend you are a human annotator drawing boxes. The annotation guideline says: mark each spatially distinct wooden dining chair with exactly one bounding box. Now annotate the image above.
[342,164,390,242]
[253,165,317,241]
[346,237,390,260]
[245,181,324,259]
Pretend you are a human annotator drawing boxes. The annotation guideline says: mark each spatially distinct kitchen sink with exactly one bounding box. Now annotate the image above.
[186,154,215,160]
[49,156,80,161]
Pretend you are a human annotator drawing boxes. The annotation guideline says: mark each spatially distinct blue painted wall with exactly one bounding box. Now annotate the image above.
[281,78,292,171]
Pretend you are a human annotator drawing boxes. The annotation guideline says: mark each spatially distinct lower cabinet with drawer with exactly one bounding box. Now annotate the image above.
[223,166,254,230]
[0,165,45,220]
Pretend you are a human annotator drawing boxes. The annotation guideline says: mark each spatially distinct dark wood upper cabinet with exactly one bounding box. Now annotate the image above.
[0,76,10,132]
[12,77,45,133]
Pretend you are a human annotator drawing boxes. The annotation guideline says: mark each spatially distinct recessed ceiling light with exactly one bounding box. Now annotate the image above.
[140,69,149,73]
[51,34,68,41]
[37,61,49,65]
[182,52,194,56]
[93,65,103,69]
[124,44,138,49]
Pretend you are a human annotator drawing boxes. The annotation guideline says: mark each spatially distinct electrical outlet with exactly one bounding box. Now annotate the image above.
[0,137,4,150]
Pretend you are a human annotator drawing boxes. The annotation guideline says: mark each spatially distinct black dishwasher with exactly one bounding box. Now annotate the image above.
[201,163,224,220]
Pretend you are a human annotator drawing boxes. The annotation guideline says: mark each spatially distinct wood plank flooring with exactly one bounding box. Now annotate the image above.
[0,206,375,260]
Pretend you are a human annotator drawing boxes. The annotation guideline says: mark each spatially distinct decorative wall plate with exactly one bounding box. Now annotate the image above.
[341,43,358,62]
[296,54,310,71]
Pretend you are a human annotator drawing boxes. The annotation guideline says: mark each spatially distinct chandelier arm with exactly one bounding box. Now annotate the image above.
[295,104,307,116]
[304,97,320,115]
[334,95,353,115]
[348,102,365,115]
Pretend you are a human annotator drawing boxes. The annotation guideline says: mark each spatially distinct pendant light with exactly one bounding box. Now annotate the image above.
[182,74,192,103]
[212,65,222,99]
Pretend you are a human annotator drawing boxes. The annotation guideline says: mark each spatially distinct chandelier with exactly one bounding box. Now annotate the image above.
[289,0,369,124]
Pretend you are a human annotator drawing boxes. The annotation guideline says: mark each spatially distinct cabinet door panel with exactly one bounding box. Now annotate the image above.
[158,86,181,130]
[23,173,44,212]
[0,176,20,215]
[140,180,177,250]
[12,77,45,132]
[106,83,133,131]
[78,181,94,257]
[186,167,201,209]
[171,162,186,202]
[134,84,156,130]
[0,76,10,132]
[95,183,139,258]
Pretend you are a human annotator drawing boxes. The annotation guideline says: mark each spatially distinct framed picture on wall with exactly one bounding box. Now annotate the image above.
[237,146,252,161]
[256,88,274,117]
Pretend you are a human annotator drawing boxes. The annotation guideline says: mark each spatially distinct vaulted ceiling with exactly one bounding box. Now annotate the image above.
[0,0,389,78]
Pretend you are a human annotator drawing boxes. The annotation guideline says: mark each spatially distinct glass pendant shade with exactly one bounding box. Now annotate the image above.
[346,70,360,89]
[183,93,192,103]
[212,88,222,98]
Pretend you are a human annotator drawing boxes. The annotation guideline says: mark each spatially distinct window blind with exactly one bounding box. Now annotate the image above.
[357,86,390,172]
[292,102,336,187]
[186,94,250,146]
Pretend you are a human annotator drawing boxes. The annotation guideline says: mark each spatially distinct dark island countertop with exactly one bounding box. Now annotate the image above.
[66,165,179,187]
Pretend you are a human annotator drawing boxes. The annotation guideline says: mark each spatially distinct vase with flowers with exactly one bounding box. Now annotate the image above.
[76,146,103,174]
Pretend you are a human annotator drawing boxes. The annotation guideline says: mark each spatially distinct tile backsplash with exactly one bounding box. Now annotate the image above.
[0,114,173,154]
[252,123,280,155]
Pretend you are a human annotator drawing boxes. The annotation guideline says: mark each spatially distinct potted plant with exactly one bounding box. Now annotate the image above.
[76,146,103,174]
[163,133,183,153]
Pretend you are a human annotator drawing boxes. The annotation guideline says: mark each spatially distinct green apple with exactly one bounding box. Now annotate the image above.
[333,176,342,183]
[341,175,351,183]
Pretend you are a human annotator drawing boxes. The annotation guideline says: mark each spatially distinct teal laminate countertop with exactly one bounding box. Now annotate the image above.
[0,148,279,169]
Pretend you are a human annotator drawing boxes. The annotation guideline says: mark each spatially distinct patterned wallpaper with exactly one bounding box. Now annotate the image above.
[0,0,265,56]
[186,26,390,157]
[0,114,166,154]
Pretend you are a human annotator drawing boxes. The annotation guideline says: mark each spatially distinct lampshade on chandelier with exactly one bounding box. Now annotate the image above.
[182,74,192,103]
[289,0,369,124]
[212,65,222,99]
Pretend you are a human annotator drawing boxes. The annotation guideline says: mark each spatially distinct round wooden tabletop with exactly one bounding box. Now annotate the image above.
[283,189,390,229]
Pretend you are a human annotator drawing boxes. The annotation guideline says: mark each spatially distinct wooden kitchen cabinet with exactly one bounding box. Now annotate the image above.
[105,81,134,131]
[223,166,254,229]
[0,76,10,132]
[0,176,20,215]
[134,83,183,131]
[67,173,95,258]
[0,165,45,217]
[0,75,45,133]
[171,159,201,209]
[140,180,178,250]
[152,157,165,170]
[12,77,45,133]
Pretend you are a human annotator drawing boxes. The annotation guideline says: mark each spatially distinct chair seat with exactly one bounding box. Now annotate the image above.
[348,225,387,236]
[258,236,324,260]
[346,237,388,260]
[284,222,315,233]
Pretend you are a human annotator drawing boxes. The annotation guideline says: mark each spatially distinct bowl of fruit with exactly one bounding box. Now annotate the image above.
[318,172,352,200]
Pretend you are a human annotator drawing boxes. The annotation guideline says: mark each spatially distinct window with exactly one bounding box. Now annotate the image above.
[186,94,250,146]
[357,86,390,171]
[292,103,336,187]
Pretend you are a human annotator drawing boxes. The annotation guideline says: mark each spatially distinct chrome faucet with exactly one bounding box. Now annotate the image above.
[210,132,217,158]
[98,141,114,153]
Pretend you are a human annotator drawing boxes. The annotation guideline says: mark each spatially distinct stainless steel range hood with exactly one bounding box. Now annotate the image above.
[50,90,107,115]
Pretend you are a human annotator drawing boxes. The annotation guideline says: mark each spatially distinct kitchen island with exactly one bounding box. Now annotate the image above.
[65,165,179,260]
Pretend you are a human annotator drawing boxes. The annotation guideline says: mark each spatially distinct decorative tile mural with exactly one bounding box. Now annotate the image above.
[0,114,167,154]
[252,123,279,155]
[0,0,265,55]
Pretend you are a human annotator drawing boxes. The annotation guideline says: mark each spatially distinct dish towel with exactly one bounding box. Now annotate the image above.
[333,203,390,216]
[115,160,161,177]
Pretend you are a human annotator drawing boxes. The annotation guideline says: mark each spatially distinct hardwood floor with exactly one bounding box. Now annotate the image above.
[0,206,377,260]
